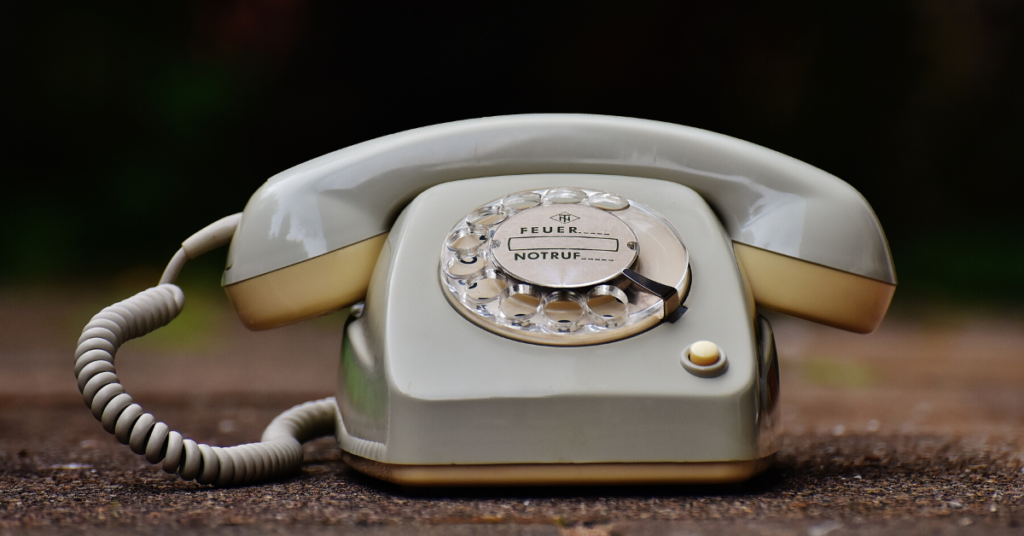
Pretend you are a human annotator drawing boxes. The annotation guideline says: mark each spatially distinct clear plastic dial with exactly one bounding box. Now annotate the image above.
[440,187,689,346]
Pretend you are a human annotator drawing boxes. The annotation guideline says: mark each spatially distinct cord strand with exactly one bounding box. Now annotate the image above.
[74,283,339,486]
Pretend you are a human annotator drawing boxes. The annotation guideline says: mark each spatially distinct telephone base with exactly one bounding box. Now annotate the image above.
[342,452,776,487]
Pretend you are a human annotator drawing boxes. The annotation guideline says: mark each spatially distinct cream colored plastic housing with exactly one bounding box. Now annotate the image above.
[733,243,896,333]
[334,175,783,485]
[224,234,387,330]
[343,453,776,487]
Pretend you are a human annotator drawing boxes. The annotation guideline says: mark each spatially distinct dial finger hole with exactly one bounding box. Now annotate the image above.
[447,228,487,257]
[588,191,629,211]
[445,255,486,278]
[503,192,542,212]
[543,187,586,204]
[465,270,508,304]
[586,285,629,327]
[467,206,507,231]
[498,284,542,325]
[542,291,585,332]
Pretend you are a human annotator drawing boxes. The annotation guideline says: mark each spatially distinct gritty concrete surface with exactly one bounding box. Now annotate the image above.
[2,286,1023,534]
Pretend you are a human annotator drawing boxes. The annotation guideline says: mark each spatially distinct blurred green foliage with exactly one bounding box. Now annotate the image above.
[4,1,1022,304]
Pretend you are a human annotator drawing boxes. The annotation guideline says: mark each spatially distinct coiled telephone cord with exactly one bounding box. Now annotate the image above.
[74,214,340,486]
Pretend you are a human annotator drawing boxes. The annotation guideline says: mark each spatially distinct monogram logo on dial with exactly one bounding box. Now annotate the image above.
[551,212,579,224]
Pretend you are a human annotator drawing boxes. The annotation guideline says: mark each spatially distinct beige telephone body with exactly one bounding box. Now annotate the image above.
[74,115,895,487]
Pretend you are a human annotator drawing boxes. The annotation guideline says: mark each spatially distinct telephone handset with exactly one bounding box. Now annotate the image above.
[74,115,896,487]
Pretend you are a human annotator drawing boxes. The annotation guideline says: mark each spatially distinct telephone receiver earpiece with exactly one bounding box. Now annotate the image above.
[75,114,895,487]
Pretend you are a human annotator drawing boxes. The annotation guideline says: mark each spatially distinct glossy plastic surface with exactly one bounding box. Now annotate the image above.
[224,114,895,286]
[335,175,775,466]
[733,242,896,333]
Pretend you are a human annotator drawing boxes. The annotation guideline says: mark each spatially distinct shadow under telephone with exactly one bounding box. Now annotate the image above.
[73,114,896,487]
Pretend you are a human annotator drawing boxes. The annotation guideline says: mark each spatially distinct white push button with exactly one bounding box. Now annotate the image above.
[688,340,721,366]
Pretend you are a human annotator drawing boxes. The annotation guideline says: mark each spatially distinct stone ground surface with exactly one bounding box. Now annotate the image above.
[2,284,1023,535]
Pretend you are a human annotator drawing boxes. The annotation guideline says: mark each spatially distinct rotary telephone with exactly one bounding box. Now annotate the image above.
[74,114,896,487]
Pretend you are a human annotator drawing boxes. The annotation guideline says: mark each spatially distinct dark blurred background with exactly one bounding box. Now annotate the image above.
[5,1,1023,306]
